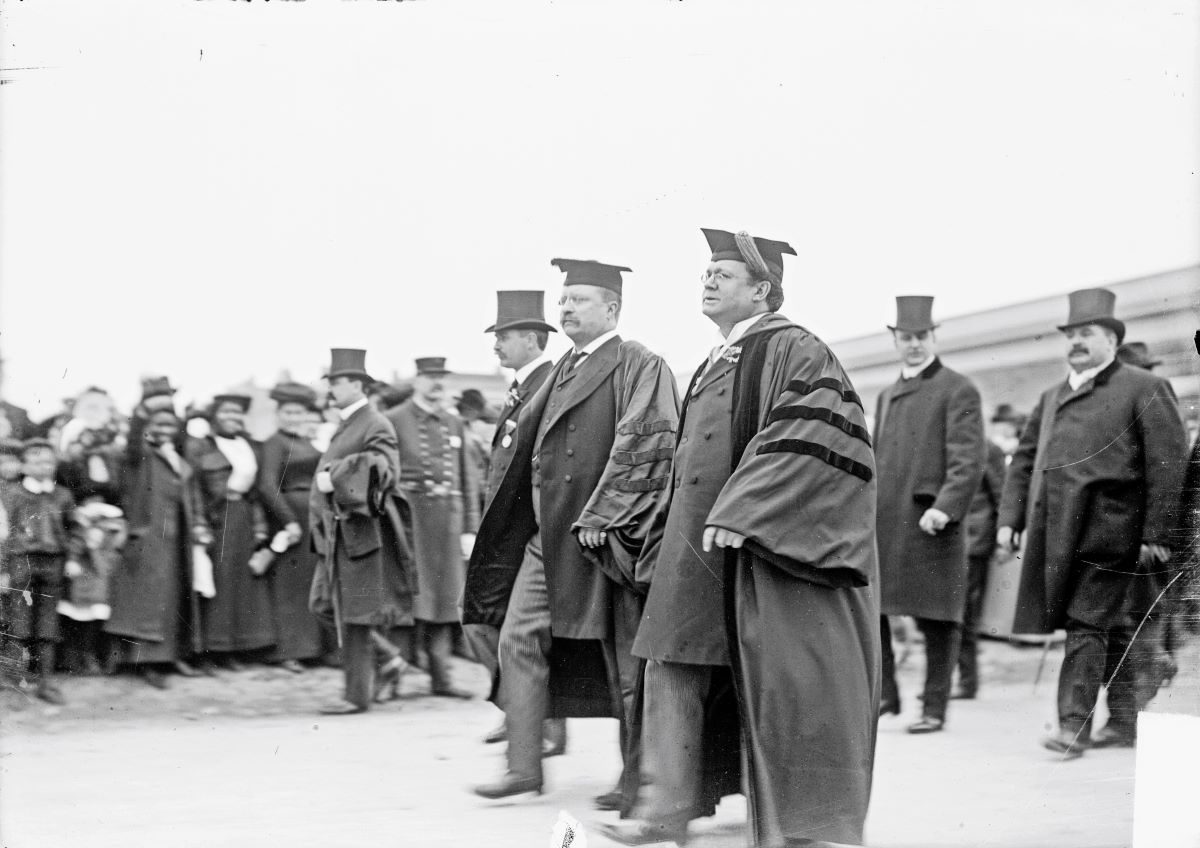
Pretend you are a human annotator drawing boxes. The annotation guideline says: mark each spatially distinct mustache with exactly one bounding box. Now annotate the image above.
[1069,347,1088,354]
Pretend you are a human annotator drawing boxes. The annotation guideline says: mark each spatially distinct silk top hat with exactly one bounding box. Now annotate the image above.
[486,290,557,334]
[212,394,252,413]
[551,259,631,294]
[270,381,320,410]
[326,348,373,383]
[701,229,797,282]
[415,357,451,376]
[140,376,177,402]
[1116,341,1160,370]
[1056,288,1125,344]
[888,296,939,333]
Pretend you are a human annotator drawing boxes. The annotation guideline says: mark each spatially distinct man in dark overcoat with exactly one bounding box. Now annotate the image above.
[386,357,480,699]
[460,291,563,751]
[466,259,679,805]
[998,290,1186,757]
[603,229,881,848]
[309,348,416,715]
[874,296,986,733]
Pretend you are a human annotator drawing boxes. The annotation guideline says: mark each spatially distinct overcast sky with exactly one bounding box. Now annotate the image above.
[2,0,1197,413]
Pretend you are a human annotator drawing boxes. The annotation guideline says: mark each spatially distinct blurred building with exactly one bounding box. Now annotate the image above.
[835,265,1200,429]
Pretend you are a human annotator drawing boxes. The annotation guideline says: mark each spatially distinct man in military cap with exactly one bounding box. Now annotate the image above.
[999,289,1186,757]
[462,291,564,750]
[386,358,481,699]
[875,296,986,734]
[603,230,880,847]
[465,260,679,807]
[309,349,415,715]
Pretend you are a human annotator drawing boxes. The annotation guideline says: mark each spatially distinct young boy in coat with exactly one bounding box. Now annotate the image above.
[0,438,85,703]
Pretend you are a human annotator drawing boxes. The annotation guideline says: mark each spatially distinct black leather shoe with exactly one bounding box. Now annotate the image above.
[431,685,474,700]
[878,699,901,717]
[596,821,689,846]
[473,773,543,800]
[279,659,305,674]
[1090,726,1135,748]
[173,660,200,678]
[594,789,624,811]
[483,722,507,744]
[318,699,366,715]
[950,687,976,700]
[143,668,170,690]
[1042,729,1087,759]
[194,660,219,677]
[907,716,945,734]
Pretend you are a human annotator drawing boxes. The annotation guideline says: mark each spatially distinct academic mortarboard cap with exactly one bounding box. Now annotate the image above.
[1116,341,1160,371]
[486,290,557,334]
[415,357,451,376]
[326,349,374,384]
[1056,288,1125,344]
[212,394,253,414]
[888,296,939,333]
[701,229,797,281]
[269,381,320,411]
[550,259,632,294]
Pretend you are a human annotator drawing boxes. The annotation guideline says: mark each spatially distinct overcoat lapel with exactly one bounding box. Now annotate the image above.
[537,336,622,442]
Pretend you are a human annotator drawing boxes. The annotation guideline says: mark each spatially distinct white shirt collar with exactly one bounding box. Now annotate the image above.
[574,328,620,358]
[901,356,937,380]
[339,397,369,421]
[719,313,769,350]
[1067,354,1116,391]
[22,477,55,495]
[514,352,554,386]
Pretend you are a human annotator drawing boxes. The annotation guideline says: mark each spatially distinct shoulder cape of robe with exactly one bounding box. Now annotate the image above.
[664,313,881,845]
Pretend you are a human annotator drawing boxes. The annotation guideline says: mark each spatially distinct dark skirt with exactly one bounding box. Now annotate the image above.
[111,502,192,664]
[268,490,328,661]
[200,498,276,652]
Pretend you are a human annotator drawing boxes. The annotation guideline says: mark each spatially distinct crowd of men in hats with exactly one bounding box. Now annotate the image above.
[1,231,1197,847]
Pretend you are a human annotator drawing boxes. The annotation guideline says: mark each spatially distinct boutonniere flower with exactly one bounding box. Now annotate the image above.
[721,345,743,365]
[506,387,522,407]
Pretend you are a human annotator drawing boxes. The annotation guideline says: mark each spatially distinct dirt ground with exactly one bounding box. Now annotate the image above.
[2,638,1197,848]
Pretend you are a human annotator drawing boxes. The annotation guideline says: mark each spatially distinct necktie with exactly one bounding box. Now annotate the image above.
[567,350,587,372]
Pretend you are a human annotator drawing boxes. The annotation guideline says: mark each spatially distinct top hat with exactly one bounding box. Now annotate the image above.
[486,290,557,334]
[1056,288,1125,344]
[326,348,374,383]
[1116,341,1161,371]
[212,394,252,414]
[140,376,177,402]
[888,296,939,333]
[415,357,450,376]
[270,381,320,411]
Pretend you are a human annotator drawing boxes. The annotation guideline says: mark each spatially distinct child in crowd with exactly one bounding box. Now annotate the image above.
[0,439,85,703]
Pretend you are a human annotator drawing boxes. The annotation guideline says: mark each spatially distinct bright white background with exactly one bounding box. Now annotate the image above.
[2,0,1197,412]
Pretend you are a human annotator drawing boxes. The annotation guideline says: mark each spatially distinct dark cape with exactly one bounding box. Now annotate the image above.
[638,314,881,846]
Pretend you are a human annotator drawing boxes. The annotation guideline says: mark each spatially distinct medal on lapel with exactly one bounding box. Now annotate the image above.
[501,419,517,449]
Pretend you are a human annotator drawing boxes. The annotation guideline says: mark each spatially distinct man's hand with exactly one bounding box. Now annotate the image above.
[996,526,1019,554]
[703,526,746,552]
[1141,543,1171,565]
[65,560,84,580]
[315,470,334,493]
[577,528,608,549]
[193,525,214,547]
[284,522,303,545]
[460,533,477,558]
[918,508,950,536]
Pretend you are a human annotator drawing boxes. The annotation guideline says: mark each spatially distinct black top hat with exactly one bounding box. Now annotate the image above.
[551,259,632,294]
[140,376,177,402]
[1116,341,1161,371]
[701,229,797,281]
[270,381,320,411]
[212,394,252,414]
[1056,288,1125,344]
[888,296,939,333]
[485,290,557,334]
[326,348,374,383]
[415,357,450,376]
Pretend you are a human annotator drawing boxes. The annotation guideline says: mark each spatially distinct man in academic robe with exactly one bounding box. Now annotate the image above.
[460,291,565,752]
[309,348,416,715]
[386,357,481,699]
[998,290,1186,757]
[602,229,880,847]
[466,259,679,806]
[874,296,986,733]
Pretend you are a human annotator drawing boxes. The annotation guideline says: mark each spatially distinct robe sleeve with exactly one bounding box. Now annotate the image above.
[705,331,877,585]
[573,343,680,537]
[932,377,987,522]
[998,394,1042,533]
[1138,378,1188,545]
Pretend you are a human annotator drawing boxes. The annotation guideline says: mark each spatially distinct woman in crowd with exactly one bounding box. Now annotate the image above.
[257,382,330,673]
[186,394,275,670]
[105,379,210,689]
